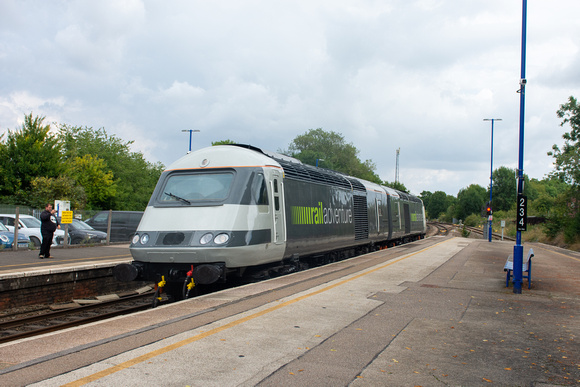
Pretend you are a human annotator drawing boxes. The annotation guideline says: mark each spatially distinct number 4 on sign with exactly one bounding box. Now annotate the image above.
[517,194,527,231]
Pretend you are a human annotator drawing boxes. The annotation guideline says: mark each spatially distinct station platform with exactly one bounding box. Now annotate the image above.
[0,243,132,278]
[0,244,137,311]
[0,236,578,386]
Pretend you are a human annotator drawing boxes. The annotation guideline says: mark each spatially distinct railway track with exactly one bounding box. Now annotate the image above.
[427,222,515,242]
[427,221,454,236]
[0,292,155,344]
[463,225,516,241]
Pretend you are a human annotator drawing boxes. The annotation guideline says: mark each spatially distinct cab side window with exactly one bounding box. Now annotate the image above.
[273,179,280,211]
[251,173,269,206]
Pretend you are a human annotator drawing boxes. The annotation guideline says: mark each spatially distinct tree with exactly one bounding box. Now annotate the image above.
[490,166,518,212]
[0,113,162,211]
[419,191,432,211]
[283,128,382,184]
[545,96,580,242]
[528,177,567,216]
[0,114,63,204]
[58,124,164,211]
[455,184,487,221]
[426,191,449,219]
[549,96,580,187]
[66,155,117,210]
[29,176,87,210]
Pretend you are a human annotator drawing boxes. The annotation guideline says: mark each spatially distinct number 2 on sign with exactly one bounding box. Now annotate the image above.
[517,194,527,231]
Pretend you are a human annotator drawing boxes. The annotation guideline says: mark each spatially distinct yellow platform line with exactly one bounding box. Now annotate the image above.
[535,244,580,263]
[62,238,453,387]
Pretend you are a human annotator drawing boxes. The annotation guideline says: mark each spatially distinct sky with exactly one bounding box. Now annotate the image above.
[1,0,579,197]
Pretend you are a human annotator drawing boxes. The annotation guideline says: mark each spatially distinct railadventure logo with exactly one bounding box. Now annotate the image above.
[291,202,352,225]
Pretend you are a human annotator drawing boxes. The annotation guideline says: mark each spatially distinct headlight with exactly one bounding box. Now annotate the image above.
[214,233,230,245]
[200,233,213,245]
[132,234,140,244]
[0,235,8,243]
[140,234,150,245]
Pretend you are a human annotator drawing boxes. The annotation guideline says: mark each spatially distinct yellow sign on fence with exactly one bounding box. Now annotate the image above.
[61,210,74,224]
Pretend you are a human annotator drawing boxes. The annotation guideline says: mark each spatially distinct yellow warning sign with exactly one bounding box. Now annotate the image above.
[61,211,74,224]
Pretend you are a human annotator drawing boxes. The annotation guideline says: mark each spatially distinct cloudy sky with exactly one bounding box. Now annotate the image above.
[1,0,579,196]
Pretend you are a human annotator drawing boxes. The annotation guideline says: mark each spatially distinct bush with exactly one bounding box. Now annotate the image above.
[464,213,483,227]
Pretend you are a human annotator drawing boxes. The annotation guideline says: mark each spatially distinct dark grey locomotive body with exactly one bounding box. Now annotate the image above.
[279,156,425,259]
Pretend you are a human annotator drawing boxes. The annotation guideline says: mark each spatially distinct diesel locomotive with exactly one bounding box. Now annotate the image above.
[113,144,426,299]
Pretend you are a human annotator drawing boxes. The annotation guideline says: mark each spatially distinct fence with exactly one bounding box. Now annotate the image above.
[0,205,98,221]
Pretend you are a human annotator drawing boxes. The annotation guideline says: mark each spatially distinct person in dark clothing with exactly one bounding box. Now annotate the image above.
[39,203,60,258]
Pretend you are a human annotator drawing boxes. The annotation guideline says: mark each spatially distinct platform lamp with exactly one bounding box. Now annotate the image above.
[513,0,528,294]
[181,129,200,153]
[484,118,501,242]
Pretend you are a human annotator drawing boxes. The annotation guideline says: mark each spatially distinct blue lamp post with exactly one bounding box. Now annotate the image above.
[513,0,528,294]
[484,118,501,242]
[181,129,200,153]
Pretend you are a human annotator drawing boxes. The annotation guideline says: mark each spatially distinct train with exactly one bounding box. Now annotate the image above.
[113,144,426,300]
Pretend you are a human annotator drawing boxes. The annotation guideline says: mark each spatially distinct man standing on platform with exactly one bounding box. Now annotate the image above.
[39,203,60,259]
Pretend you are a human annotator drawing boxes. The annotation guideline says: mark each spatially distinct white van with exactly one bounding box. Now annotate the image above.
[0,214,65,247]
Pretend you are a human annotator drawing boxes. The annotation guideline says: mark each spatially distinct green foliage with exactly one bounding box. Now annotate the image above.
[528,177,567,216]
[29,176,87,209]
[549,96,580,187]
[464,213,481,227]
[383,181,408,193]
[0,114,63,204]
[419,191,432,209]
[58,124,164,210]
[461,225,471,238]
[490,166,534,212]
[543,190,580,243]
[455,184,487,221]
[66,155,117,210]
[0,114,164,212]
[425,190,449,219]
[490,166,516,212]
[543,96,580,243]
[438,211,452,223]
[283,128,382,184]
[212,139,236,145]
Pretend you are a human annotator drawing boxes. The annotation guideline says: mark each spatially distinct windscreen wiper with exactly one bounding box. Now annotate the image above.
[164,192,191,205]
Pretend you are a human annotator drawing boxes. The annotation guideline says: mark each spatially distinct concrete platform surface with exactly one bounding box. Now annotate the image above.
[0,236,578,386]
[0,243,132,277]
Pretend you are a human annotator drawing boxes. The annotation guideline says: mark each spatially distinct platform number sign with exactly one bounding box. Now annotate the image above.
[517,194,527,231]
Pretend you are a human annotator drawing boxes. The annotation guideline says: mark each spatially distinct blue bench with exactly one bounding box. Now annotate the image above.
[504,248,535,289]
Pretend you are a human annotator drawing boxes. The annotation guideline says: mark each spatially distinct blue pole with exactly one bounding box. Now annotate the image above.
[182,129,200,153]
[188,130,192,153]
[489,119,494,242]
[484,118,501,242]
[513,0,527,294]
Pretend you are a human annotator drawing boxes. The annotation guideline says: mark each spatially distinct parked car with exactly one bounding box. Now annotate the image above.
[84,211,143,242]
[0,222,30,249]
[0,214,65,247]
[57,218,107,244]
